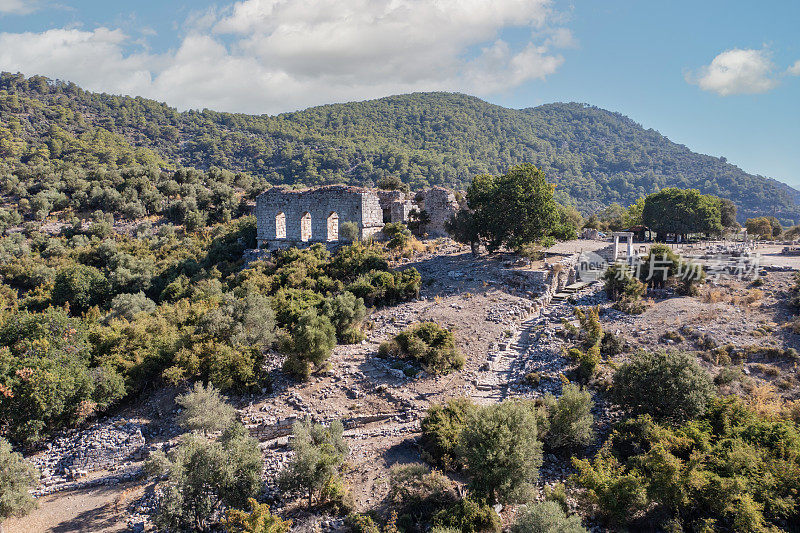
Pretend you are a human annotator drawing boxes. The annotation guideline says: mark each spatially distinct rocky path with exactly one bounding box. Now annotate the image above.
[472,314,539,403]
[472,283,606,403]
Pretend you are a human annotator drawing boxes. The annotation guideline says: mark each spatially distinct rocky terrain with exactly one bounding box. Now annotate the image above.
[8,238,800,533]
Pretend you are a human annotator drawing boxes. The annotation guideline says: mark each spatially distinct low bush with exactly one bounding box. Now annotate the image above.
[175,382,237,434]
[714,366,745,385]
[383,222,412,250]
[612,350,714,424]
[524,372,541,387]
[567,346,601,383]
[600,332,626,356]
[509,501,586,533]
[379,322,463,375]
[0,437,39,524]
[541,383,595,453]
[277,420,349,508]
[339,221,360,242]
[659,330,684,343]
[420,398,477,469]
[323,292,366,344]
[572,399,800,530]
[388,463,457,530]
[223,498,291,533]
[282,309,337,379]
[602,263,645,302]
[431,498,501,533]
[146,423,262,532]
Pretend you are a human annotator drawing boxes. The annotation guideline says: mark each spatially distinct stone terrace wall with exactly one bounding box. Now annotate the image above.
[256,185,384,249]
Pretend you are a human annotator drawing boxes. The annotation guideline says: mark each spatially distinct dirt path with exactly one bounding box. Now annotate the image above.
[4,482,145,533]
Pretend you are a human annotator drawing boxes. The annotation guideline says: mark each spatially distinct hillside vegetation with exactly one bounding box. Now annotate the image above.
[1,72,798,224]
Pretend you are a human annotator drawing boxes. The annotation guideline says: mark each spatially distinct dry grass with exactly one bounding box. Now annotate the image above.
[731,289,764,306]
[745,383,785,419]
[702,288,727,303]
[702,287,762,306]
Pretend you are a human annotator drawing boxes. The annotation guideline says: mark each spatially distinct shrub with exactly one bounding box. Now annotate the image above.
[175,382,237,434]
[323,292,366,343]
[147,423,262,532]
[542,383,595,453]
[278,420,349,507]
[346,513,381,533]
[199,293,277,350]
[574,399,800,530]
[432,497,501,533]
[339,221,360,242]
[524,372,541,387]
[383,222,412,249]
[283,309,337,379]
[380,322,463,375]
[388,464,458,529]
[459,400,542,503]
[567,345,601,383]
[571,448,649,525]
[612,350,714,424]
[0,308,115,445]
[602,263,645,302]
[223,498,291,533]
[600,332,625,356]
[509,501,587,533]
[420,398,477,469]
[108,291,156,320]
[52,263,110,313]
[0,437,38,524]
[714,366,745,385]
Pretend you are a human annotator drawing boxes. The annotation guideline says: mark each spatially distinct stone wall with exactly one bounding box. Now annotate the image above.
[255,185,384,249]
[255,184,463,248]
[376,190,414,224]
[418,187,460,237]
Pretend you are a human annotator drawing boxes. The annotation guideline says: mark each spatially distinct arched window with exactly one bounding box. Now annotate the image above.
[327,212,339,241]
[300,212,312,242]
[275,212,286,239]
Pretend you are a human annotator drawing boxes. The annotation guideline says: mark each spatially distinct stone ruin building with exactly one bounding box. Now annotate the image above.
[255,184,460,249]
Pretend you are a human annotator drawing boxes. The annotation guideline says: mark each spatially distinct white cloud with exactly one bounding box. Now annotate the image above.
[0,28,157,94]
[0,0,570,113]
[789,60,800,76]
[687,48,778,96]
[0,0,40,15]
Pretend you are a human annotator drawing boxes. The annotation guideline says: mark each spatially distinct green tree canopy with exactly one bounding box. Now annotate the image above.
[458,164,571,252]
[642,188,724,240]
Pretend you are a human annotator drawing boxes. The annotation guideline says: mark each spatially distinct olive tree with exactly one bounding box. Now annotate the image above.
[0,438,38,533]
[458,400,542,503]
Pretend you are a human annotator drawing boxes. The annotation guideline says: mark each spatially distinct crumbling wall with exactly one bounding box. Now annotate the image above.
[256,185,383,249]
[418,187,460,237]
[376,189,414,224]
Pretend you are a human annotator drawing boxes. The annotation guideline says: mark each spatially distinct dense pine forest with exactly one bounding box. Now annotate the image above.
[1,72,798,225]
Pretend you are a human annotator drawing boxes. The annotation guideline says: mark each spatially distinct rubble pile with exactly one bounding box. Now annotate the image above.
[28,418,146,495]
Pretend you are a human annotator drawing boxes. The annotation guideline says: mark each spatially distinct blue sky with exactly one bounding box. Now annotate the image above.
[1,0,798,189]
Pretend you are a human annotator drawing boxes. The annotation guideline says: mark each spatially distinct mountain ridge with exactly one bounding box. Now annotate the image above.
[1,73,797,224]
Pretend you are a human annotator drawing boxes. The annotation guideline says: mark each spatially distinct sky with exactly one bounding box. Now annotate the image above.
[0,0,798,188]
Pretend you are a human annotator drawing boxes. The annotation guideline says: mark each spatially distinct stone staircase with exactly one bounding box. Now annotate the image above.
[473,316,537,403]
[551,281,592,303]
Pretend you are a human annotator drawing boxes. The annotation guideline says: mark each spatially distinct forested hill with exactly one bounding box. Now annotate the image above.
[1,72,798,224]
